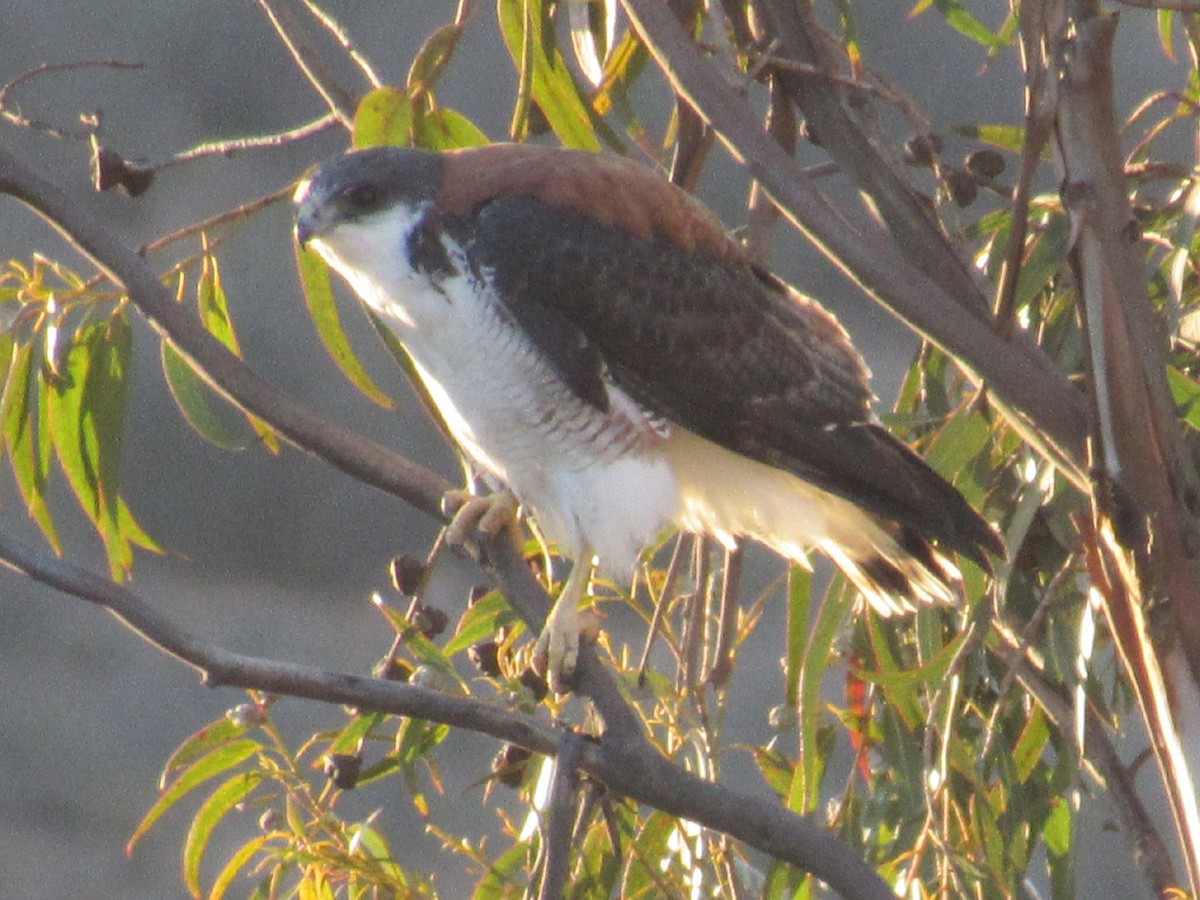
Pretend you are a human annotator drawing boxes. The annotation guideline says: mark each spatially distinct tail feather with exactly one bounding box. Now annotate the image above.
[666,427,996,616]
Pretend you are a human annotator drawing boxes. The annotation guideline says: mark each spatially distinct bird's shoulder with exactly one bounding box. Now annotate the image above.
[431,144,745,264]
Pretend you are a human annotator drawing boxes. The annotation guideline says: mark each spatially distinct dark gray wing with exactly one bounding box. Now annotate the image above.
[460,196,1001,565]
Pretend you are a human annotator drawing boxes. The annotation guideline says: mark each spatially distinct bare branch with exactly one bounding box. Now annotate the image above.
[299,0,384,88]
[0,60,143,139]
[153,113,340,171]
[1058,11,1200,893]
[253,0,362,127]
[0,147,447,517]
[0,508,893,898]
[0,526,559,752]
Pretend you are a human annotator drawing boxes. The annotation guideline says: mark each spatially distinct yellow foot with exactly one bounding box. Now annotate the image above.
[441,489,519,546]
[531,561,600,694]
[534,598,580,694]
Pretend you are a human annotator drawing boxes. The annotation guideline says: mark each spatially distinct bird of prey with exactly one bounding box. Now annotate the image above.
[294,144,1002,689]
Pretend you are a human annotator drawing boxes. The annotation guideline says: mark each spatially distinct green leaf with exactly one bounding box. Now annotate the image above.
[444,590,518,657]
[497,0,601,150]
[2,340,60,550]
[857,627,968,712]
[295,245,393,408]
[127,739,260,854]
[419,107,490,151]
[784,566,811,711]
[47,316,143,579]
[923,409,990,482]
[161,715,251,783]
[788,577,852,813]
[862,613,925,730]
[327,711,387,756]
[353,87,414,149]
[183,772,262,897]
[1158,9,1177,61]
[209,833,276,900]
[395,719,451,767]
[918,0,1012,48]
[1168,366,1200,432]
[1011,212,1071,313]
[162,342,252,450]
[1042,794,1073,857]
[951,123,1026,153]
[199,251,281,453]
[407,22,463,95]
[1013,705,1050,784]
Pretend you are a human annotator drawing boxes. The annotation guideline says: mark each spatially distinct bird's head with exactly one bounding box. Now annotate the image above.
[294,147,444,268]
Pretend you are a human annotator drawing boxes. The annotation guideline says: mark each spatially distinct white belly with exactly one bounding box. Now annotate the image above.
[319,226,681,577]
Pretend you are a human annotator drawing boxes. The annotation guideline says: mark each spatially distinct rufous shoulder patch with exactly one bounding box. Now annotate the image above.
[435,144,746,264]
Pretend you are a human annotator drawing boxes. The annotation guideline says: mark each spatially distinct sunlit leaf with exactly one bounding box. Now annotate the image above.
[294,244,393,408]
[924,409,991,482]
[2,340,60,550]
[327,711,387,756]
[918,0,1011,48]
[128,739,260,855]
[1012,705,1050,784]
[183,772,262,897]
[444,589,519,657]
[784,566,811,711]
[161,715,251,783]
[353,87,414,149]
[162,342,251,450]
[1158,9,1177,61]
[209,833,276,900]
[407,22,463,95]
[856,627,968,694]
[788,578,852,813]
[198,248,281,452]
[861,614,925,729]
[1043,794,1076,898]
[419,107,490,150]
[46,315,143,579]
[497,0,601,150]
[952,123,1027,153]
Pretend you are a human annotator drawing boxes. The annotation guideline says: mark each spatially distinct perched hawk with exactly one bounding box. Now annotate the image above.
[294,144,1002,688]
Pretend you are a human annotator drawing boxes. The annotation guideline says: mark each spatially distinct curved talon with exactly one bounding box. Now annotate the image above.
[532,558,594,694]
[442,489,519,546]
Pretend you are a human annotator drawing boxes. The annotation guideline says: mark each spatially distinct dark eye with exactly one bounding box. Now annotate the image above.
[343,183,382,212]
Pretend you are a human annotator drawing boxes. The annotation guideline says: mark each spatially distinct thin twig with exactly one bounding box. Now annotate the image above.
[299,0,384,88]
[141,185,293,255]
[705,545,742,688]
[539,732,585,900]
[0,60,143,139]
[153,113,340,171]
[254,0,360,126]
[0,526,558,751]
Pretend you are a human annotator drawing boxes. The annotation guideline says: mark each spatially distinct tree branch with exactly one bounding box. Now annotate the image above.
[0,525,892,898]
[0,148,448,519]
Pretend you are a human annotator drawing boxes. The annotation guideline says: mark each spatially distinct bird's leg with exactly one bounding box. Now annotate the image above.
[441,488,520,545]
[535,555,592,694]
